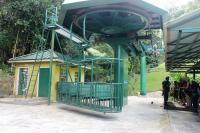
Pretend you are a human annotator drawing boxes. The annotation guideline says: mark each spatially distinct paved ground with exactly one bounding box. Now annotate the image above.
[0,92,199,133]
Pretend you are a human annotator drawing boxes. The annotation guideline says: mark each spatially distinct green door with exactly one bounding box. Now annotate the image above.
[39,68,50,97]
[18,68,28,95]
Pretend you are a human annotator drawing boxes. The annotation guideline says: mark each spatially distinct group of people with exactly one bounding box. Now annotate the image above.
[162,76,200,112]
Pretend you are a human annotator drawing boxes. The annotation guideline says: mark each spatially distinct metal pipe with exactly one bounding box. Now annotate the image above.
[78,63,81,82]
[83,15,88,41]
[70,22,74,46]
[48,30,55,105]
[140,54,146,96]
[110,63,113,82]
[91,61,94,82]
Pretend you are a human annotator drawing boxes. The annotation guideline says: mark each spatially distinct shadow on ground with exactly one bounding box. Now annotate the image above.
[164,102,197,113]
[59,105,117,120]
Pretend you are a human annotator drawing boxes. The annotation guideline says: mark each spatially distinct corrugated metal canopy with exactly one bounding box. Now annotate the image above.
[165,9,200,73]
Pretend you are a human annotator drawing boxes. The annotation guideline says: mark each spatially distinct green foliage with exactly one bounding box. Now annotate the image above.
[170,73,185,81]
[0,64,13,75]
[0,0,64,65]
[128,56,140,75]
[128,75,140,95]
[0,30,15,64]
[56,38,83,58]
[146,54,159,68]
[140,29,163,69]
[168,0,200,20]
[140,29,163,50]
[128,63,169,95]
[85,65,112,83]
[92,44,114,57]
[0,0,45,61]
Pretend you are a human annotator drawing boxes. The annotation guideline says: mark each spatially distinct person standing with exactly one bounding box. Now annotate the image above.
[162,76,171,107]
[191,80,199,112]
[172,81,179,101]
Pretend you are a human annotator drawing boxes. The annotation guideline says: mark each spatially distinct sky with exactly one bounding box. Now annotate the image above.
[64,0,195,10]
[144,0,194,10]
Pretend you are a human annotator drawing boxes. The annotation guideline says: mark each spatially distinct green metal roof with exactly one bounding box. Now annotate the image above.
[58,0,167,37]
[8,50,70,63]
[61,0,167,14]
[164,9,200,73]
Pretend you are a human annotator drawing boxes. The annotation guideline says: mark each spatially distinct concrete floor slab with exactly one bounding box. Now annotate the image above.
[0,92,199,133]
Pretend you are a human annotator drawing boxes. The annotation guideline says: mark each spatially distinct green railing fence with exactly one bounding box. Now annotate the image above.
[57,82,127,113]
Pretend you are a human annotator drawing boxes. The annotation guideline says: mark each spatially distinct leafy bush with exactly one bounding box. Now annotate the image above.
[0,64,14,75]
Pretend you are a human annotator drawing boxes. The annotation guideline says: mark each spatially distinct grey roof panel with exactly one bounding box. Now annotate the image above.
[9,50,70,62]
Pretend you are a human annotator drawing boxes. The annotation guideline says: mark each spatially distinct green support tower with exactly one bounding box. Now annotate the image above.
[44,0,166,112]
[140,54,146,96]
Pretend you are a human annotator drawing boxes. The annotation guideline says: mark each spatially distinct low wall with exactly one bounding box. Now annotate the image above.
[0,76,14,97]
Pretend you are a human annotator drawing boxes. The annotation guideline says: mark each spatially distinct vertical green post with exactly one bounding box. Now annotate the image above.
[140,54,146,96]
[113,44,122,83]
[66,64,69,82]
[48,30,55,105]
[113,44,123,110]
[110,63,112,82]
[78,63,81,82]
[91,61,94,82]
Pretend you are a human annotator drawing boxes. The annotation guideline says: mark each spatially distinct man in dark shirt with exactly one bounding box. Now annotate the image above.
[162,76,171,107]
[191,80,199,112]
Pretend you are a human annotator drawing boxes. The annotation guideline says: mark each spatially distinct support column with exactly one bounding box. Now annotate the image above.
[78,63,81,82]
[114,44,123,109]
[140,54,146,96]
[114,44,122,84]
[91,61,94,82]
[66,64,68,82]
[48,30,55,105]
[106,37,129,107]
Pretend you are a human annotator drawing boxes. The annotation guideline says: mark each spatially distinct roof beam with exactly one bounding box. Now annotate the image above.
[169,65,194,68]
[168,38,200,46]
[168,70,200,73]
[167,62,194,65]
[169,32,197,44]
[170,66,200,69]
[55,24,84,44]
[172,27,200,33]
[168,55,200,60]
[168,42,199,46]
[167,49,200,60]
[167,43,200,54]
[168,50,200,54]
[167,58,196,63]
[169,70,188,72]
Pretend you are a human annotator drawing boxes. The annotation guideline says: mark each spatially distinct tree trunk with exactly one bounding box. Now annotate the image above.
[13,30,19,58]
[11,30,19,72]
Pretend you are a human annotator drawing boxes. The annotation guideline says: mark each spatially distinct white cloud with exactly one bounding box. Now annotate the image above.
[63,0,88,4]
[144,0,194,10]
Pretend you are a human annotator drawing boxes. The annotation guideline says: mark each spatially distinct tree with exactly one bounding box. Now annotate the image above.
[0,0,64,65]
[168,0,200,20]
